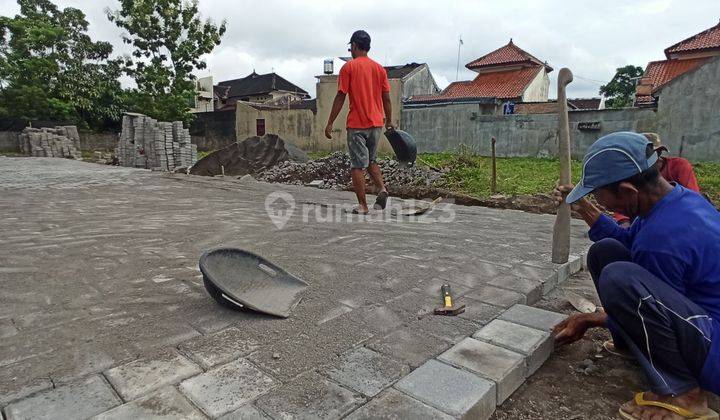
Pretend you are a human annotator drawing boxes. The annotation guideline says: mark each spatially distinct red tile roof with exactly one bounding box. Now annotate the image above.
[466,40,552,72]
[634,57,709,105]
[665,21,720,57]
[409,66,543,103]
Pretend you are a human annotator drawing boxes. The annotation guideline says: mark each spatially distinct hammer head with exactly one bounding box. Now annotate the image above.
[434,303,466,316]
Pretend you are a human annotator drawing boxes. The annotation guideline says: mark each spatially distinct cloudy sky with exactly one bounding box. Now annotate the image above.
[2,0,718,99]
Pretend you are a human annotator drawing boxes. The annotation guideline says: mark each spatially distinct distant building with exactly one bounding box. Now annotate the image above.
[406,40,552,113]
[635,21,720,107]
[513,98,604,115]
[214,71,310,111]
[190,76,214,113]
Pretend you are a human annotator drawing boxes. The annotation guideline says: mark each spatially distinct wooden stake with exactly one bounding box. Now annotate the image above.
[491,137,497,194]
[552,68,573,264]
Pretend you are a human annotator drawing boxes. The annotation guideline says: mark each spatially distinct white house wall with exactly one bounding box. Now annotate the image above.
[521,69,550,102]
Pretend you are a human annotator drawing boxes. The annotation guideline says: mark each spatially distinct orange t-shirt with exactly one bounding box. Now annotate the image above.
[338,56,390,129]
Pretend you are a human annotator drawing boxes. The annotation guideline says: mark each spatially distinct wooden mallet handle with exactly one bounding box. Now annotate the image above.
[552,68,573,264]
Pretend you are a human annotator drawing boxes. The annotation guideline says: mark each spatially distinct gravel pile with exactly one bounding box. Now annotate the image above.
[257,151,443,190]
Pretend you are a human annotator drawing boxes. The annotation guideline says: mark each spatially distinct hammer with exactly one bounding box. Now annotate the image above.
[434,284,465,316]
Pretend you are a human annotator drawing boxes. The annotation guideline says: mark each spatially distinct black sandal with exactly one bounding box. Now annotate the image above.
[374,191,389,210]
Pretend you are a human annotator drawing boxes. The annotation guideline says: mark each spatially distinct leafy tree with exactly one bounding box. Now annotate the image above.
[107,0,226,124]
[599,65,644,109]
[0,0,125,128]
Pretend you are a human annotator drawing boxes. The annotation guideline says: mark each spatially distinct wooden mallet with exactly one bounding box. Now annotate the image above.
[552,68,573,264]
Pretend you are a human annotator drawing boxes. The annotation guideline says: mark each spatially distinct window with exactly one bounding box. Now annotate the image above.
[256,119,266,136]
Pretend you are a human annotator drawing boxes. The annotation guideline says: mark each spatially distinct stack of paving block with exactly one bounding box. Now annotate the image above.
[117,113,197,171]
[19,126,82,159]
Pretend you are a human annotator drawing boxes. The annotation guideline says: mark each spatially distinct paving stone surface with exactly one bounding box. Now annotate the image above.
[456,298,505,325]
[463,285,526,307]
[344,389,455,420]
[179,326,260,369]
[498,304,568,332]
[0,159,590,417]
[4,375,120,420]
[323,347,410,397]
[394,359,496,419]
[473,318,553,375]
[255,371,364,420]
[104,349,202,401]
[438,337,526,404]
[367,327,452,368]
[92,386,204,419]
[179,358,276,418]
[218,404,272,420]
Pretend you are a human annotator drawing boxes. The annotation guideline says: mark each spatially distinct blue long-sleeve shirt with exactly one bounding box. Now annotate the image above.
[589,185,720,393]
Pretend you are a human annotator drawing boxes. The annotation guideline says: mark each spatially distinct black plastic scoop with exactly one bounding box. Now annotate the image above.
[384,129,417,166]
[199,248,309,318]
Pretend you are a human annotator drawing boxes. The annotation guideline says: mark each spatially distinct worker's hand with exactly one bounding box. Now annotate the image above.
[324,123,333,139]
[553,313,605,346]
[385,121,396,132]
[553,183,588,212]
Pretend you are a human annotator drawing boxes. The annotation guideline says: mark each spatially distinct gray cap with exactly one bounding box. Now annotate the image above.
[349,30,371,46]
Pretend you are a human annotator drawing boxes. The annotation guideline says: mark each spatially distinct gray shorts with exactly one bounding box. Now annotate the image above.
[347,128,381,169]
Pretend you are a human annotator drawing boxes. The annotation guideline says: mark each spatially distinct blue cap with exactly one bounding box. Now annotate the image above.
[566,131,658,204]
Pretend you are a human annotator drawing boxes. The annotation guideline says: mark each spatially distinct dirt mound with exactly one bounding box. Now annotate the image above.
[190,134,308,177]
[257,151,443,190]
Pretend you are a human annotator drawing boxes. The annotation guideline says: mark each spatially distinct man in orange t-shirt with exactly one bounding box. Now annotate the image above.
[325,30,394,214]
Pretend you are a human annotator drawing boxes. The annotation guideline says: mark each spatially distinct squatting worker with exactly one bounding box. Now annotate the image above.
[552,131,719,420]
[324,30,393,214]
[613,132,701,227]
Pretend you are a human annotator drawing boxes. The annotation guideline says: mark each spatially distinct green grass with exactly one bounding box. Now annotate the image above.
[693,162,720,204]
[418,153,583,198]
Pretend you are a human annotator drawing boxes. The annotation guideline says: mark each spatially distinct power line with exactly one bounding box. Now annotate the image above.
[572,74,606,85]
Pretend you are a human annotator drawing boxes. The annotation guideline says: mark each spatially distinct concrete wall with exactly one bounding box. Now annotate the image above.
[0,131,20,152]
[402,65,440,98]
[236,103,316,149]
[656,56,720,161]
[189,110,236,151]
[402,103,658,159]
[521,69,550,102]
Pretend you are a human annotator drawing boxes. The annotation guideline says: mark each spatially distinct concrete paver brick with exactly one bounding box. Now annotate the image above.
[218,404,272,420]
[437,337,525,404]
[511,263,559,295]
[367,327,452,368]
[104,348,202,401]
[179,358,275,418]
[344,388,455,420]
[457,298,505,325]
[498,304,568,332]
[4,375,120,420]
[92,386,204,419]
[394,359,496,419]
[179,327,260,369]
[486,274,543,305]
[463,285,526,308]
[255,371,363,420]
[473,319,553,375]
[408,314,480,344]
[324,347,409,397]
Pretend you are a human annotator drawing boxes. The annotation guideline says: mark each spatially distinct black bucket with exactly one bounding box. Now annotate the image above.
[384,129,417,166]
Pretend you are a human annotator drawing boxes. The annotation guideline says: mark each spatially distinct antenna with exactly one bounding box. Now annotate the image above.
[455,35,463,81]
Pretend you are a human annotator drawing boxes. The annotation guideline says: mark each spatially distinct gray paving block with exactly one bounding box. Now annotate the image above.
[4,375,121,420]
[486,274,543,305]
[408,314,479,343]
[323,347,409,397]
[255,371,363,420]
[394,359,496,419]
[438,337,525,404]
[345,388,455,420]
[367,327,452,368]
[179,326,260,369]
[218,404,271,420]
[498,304,567,332]
[510,263,559,295]
[104,348,201,401]
[473,319,553,375]
[463,285,526,308]
[179,358,276,418]
[457,298,505,325]
[92,386,204,419]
